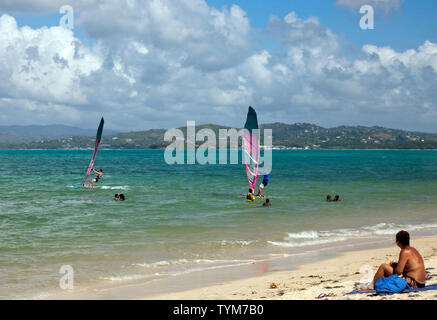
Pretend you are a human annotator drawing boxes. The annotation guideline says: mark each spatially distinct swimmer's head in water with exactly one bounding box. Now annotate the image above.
[334,195,340,201]
[265,198,270,203]
[119,194,125,201]
[326,195,332,201]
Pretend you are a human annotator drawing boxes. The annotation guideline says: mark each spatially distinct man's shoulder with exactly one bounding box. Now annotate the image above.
[400,247,414,256]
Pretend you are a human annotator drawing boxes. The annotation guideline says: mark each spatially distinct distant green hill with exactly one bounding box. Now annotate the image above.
[1,123,437,150]
[0,124,118,144]
[261,123,437,149]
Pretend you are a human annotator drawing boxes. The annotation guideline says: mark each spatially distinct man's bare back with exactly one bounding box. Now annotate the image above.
[395,246,426,287]
[362,231,426,291]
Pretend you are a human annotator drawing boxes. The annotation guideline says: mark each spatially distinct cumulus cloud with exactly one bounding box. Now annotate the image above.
[0,1,254,129]
[0,14,102,126]
[335,0,404,14]
[76,0,251,71]
[250,11,437,130]
[0,1,436,132]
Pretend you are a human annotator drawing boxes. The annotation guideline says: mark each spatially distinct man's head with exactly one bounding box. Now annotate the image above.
[99,169,103,173]
[265,198,270,203]
[249,188,253,194]
[396,230,410,247]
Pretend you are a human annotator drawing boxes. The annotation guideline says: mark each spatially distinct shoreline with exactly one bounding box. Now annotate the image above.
[45,232,437,300]
[148,234,437,300]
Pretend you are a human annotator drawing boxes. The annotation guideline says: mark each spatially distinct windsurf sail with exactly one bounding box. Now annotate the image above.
[84,117,104,186]
[243,106,260,192]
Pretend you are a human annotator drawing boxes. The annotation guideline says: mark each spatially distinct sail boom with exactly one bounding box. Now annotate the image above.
[244,149,259,165]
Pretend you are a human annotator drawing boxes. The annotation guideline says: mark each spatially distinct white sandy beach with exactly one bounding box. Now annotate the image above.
[46,235,437,300]
[148,235,437,300]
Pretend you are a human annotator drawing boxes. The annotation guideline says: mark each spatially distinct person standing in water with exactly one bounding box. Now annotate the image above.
[90,168,103,188]
[256,171,270,197]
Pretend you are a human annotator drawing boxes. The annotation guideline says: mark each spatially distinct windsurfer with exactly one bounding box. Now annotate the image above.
[82,118,104,188]
[256,171,270,197]
[90,168,103,188]
[243,106,260,202]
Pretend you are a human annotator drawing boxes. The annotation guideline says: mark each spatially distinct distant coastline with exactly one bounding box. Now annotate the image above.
[2,122,437,150]
[2,148,437,151]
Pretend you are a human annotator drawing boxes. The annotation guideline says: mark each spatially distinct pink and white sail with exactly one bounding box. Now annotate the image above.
[243,107,260,191]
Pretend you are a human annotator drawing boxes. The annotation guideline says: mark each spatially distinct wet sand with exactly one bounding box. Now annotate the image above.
[148,235,437,300]
[46,234,437,300]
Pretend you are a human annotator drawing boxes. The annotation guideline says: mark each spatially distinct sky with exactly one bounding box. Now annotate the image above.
[0,0,436,132]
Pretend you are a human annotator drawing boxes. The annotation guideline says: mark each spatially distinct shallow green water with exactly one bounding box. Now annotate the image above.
[1,149,437,298]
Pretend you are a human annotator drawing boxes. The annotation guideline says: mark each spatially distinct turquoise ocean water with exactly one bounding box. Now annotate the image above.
[1,149,437,299]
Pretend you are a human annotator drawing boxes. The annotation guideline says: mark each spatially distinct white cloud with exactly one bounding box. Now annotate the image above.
[76,0,251,72]
[257,11,437,130]
[0,2,436,133]
[0,14,102,105]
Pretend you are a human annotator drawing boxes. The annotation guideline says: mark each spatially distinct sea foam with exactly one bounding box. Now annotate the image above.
[268,223,437,248]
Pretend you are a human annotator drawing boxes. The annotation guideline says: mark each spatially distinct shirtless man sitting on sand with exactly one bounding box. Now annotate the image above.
[365,230,426,290]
